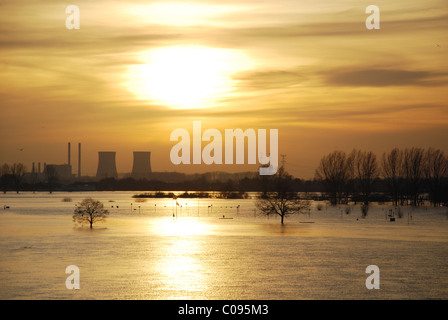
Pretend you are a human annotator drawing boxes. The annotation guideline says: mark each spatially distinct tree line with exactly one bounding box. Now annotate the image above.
[0,163,59,193]
[1,147,447,208]
[315,147,448,207]
[0,163,27,193]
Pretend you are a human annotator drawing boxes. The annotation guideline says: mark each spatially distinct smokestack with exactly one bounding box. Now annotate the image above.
[78,143,81,178]
[32,162,35,174]
[38,162,41,174]
[68,142,71,166]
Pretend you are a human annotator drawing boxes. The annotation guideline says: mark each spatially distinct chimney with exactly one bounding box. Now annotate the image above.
[38,162,41,174]
[78,143,81,178]
[68,142,71,166]
[32,162,35,174]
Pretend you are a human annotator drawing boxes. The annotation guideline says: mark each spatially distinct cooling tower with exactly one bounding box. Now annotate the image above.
[131,151,152,179]
[96,152,118,180]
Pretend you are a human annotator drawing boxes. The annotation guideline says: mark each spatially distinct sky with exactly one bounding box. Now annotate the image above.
[0,0,447,179]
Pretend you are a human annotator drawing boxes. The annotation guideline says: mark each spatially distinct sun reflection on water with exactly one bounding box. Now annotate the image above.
[150,218,212,236]
[148,218,212,299]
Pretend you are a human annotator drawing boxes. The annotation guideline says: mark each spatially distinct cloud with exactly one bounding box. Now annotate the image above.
[234,69,307,89]
[326,69,448,87]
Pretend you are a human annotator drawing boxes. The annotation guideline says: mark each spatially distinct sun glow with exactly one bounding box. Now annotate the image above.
[125,46,254,109]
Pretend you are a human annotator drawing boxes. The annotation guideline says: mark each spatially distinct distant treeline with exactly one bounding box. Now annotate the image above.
[133,191,249,199]
[133,191,212,199]
[1,147,447,207]
[0,163,27,194]
[314,148,448,207]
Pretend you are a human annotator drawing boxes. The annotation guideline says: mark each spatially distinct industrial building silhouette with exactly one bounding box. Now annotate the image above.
[22,142,258,190]
[96,152,118,180]
[96,150,152,180]
[28,142,153,182]
[131,151,152,179]
[40,142,79,182]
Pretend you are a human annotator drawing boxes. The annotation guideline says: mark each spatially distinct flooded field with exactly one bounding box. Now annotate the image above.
[1,192,447,299]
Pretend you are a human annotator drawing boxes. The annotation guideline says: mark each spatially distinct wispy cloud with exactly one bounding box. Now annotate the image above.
[234,69,307,89]
[326,69,448,87]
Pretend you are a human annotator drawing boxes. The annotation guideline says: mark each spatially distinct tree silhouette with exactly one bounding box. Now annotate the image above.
[0,164,12,193]
[73,198,109,229]
[315,150,354,205]
[381,148,404,206]
[424,148,448,207]
[403,147,425,206]
[353,150,379,205]
[256,166,310,224]
[10,163,26,193]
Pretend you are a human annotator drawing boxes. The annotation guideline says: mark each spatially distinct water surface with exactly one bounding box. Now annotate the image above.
[1,192,447,299]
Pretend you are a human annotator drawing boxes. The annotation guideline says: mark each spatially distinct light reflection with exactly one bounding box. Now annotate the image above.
[150,218,211,299]
[150,217,211,236]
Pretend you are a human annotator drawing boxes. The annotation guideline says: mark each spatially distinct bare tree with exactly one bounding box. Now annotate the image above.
[381,148,404,206]
[0,164,9,176]
[424,148,448,207]
[0,164,11,193]
[403,147,425,206]
[73,198,109,229]
[28,170,40,192]
[10,163,26,193]
[315,151,353,205]
[256,166,310,224]
[353,150,379,205]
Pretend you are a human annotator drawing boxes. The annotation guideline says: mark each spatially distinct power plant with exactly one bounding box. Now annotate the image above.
[39,142,78,182]
[27,142,153,182]
[96,151,118,180]
[43,163,73,181]
[131,151,152,179]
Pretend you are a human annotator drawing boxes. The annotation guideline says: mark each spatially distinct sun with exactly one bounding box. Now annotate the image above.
[125,46,254,109]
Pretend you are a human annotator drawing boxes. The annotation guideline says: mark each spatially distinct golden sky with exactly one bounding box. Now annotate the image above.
[0,0,447,178]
